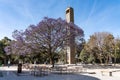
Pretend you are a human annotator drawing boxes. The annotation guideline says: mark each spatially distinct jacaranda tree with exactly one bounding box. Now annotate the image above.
[5,17,84,67]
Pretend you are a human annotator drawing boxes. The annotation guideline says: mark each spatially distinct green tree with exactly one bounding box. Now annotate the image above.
[114,37,120,63]
[0,37,11,64]
[83,32,115,64]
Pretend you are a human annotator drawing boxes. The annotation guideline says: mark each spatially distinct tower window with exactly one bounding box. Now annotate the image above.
[66,10,70,14]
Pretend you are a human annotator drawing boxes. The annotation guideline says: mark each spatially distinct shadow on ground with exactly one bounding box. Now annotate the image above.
[0,70,100,80]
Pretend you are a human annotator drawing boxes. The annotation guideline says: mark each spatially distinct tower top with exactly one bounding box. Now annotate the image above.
[65,7,74,23]
[65,7,73,12]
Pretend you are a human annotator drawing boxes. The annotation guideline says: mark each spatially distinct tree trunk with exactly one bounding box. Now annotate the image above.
[50,57,54,68]
[105,56,109,64]
[99,58,102,64]
[48,47,55,68]
[99,54,103,64]
[114,56,116,66]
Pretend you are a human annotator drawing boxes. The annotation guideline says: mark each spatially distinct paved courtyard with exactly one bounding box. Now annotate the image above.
[0,66,120,80]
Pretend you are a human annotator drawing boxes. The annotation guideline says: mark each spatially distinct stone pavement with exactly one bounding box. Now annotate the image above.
[0,66,120,80]
[0,66,99,80]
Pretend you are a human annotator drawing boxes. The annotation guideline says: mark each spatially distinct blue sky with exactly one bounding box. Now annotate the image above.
[0,0,120,40]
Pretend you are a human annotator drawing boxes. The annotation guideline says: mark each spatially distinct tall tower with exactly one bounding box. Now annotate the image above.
[66,7,75,64]
[66,7,74,23]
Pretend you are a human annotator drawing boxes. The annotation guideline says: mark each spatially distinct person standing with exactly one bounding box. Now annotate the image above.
[8,60,10,68]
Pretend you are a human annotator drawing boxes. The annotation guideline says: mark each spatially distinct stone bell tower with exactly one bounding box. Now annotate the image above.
[65,7,75,64]
[66,7,74,23]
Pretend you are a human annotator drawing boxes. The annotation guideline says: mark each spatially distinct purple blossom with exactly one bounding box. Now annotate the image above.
[5,17,84,64]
